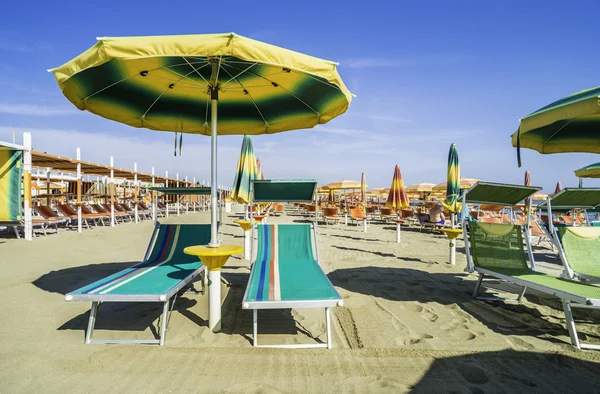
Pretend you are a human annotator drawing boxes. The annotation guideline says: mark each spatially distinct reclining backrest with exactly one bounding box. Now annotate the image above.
[556,227,600,278]
[147,223,211,263]
[58,204,77,216]
[469,222,529,272]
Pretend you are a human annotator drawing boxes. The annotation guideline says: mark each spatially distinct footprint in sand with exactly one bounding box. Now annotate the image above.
[424,311,439,322]
[459,365,489,384]
[402,333,433,345]
[402,303,424,313]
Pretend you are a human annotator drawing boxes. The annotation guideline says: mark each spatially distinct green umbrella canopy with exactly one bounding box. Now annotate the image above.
[49,33,353,246]
[511,86,600,166]
[575,162,600,178]
[231,135,258,204]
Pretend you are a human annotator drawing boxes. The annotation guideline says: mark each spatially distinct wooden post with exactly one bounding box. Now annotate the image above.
[110,157,115,227]
[134,162,139,223]
[76,147,82,232]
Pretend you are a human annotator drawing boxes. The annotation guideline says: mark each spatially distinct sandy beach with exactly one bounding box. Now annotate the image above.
[1,210,600,393]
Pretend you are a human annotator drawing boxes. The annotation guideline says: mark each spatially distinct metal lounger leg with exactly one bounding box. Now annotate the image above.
[159,300,169,346]
[562,300,581,349]
[86,301,99,344]
[13,226,20,239]
[472,273,484,298]
[517,286,527,302]
[326,307,332,350]
[253,309,258,347]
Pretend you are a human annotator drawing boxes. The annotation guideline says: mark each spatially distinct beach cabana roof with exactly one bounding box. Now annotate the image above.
[464,182,542,206]
[150,186,213,195]
[30,151,178,184]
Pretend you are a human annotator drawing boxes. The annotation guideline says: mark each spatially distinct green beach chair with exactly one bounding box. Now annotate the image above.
[462,183,600,350]
[65,223,210,345]
[242,179,343,349]
[541,188,600,282]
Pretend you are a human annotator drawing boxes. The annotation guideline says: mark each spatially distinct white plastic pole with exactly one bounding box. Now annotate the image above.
[176,173,180,216]
[193,176,197,211]
[396,222,401,243]
[76,147,82,232]
[23,132,32,241]
[151,167,156,222]
[208,270,221,332]
[209,96,219,246]
[362,219,367,232]
[110,156,115,227]
[165,170,169,218]
[449,212,456,265]
[185,175,189,213]
[134,162,139,223]
[244,231,251,260]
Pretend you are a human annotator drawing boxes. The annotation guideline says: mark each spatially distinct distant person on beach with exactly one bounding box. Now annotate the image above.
[420,202,445,225]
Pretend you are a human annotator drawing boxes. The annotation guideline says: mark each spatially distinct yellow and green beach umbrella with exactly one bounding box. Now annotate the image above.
[575,162,600,179]
[231,135,258,204]
[49,32,353,246]
[442,143,461,214]
[511,86,600,166]
[386,165,410,212]
[0,148,23,222]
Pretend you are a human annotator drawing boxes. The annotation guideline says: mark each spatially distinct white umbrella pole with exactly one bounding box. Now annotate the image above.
[449,213,456,265]
[210,96,219,247]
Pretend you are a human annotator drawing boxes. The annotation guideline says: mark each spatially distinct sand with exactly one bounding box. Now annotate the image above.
[1,209,599,393]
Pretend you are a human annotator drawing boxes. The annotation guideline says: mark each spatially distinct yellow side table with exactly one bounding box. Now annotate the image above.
[184,244,243,332]
[441,228,462,265]
[234,220,252,260]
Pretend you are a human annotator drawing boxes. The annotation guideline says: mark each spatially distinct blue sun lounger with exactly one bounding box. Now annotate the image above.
[242,180,343,349]
[65,223,210,345]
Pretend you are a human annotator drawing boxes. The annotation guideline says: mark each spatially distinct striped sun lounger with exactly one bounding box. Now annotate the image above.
[242,223,343,349]
[65,223,210,345]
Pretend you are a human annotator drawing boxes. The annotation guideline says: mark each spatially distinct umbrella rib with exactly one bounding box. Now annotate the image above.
[219,66,269,126]
[221,62,259,87]
[221,63,320,117]
[182,57,211,85]
[141,61,211,120]
[142,58,211,90]
[541,117,577,150]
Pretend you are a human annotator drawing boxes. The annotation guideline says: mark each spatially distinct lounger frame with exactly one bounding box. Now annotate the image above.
[242,223,343,349]
[65,223,206,345]
[462,190,600,350]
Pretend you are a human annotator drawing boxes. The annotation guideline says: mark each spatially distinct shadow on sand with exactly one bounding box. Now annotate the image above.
[329,266,600,347]
[409,349,600,392]
[33,263,310,344]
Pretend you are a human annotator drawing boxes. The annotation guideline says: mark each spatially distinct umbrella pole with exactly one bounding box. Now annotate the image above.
[449,213,456,265]
[209,88,219,247]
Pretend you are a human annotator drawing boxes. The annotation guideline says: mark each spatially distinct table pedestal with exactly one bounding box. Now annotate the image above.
[235,220,252,260]
[184,245,243,332]
[394,220,404,243]
[441,228,462,265]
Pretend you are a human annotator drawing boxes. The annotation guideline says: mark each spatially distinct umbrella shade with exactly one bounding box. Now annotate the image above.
[360,173,367,204]
[405,182,436,192]
[442,144,461,214]
[575,162,600,178]
[433,178,479,191]
[50,33,352,247]
[231,135,259,204]
[385,165,409,211]
[326,180,362,190]
[511,86,600,165]
[50,33,352,135]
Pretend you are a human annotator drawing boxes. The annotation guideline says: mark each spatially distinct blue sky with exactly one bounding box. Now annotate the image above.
[1,1,600,192]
